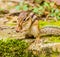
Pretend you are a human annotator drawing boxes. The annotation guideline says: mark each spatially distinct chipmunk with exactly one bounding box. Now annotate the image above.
[16,10,60,45]
[16,11,40,43]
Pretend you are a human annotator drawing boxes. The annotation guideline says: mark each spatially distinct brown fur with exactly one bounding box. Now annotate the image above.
[16,11,40,40]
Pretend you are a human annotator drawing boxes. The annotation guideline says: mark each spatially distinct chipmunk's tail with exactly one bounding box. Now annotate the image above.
[40,26,60,36]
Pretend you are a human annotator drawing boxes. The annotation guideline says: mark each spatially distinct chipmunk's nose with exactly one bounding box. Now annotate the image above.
[16,30,19,32]
[15,26,20,32]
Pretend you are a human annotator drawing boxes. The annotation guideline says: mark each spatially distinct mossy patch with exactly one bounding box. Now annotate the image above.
[39,20,60,28]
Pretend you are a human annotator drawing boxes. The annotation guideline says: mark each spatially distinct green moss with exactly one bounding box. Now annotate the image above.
[43,36,60,43]
[0,38,60,57]
[49,36,60,43]
[0,39,29,57]
[38,20,60,28]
